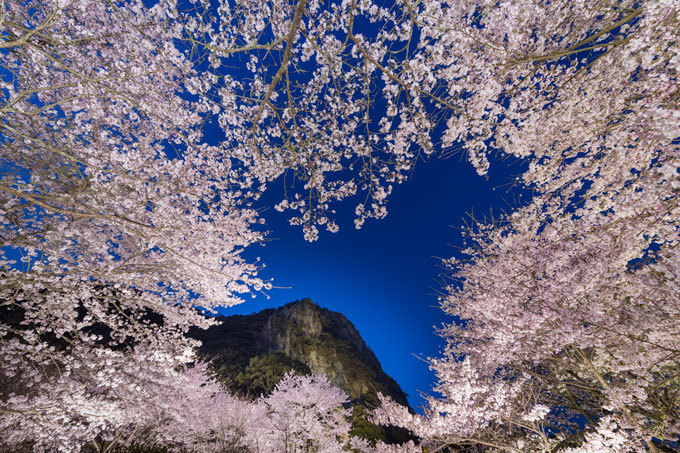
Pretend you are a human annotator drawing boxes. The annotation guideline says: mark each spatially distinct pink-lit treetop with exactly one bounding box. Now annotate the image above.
[136,368,355,452]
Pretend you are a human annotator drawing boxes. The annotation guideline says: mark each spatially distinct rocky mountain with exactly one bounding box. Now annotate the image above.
[192,298,410,408]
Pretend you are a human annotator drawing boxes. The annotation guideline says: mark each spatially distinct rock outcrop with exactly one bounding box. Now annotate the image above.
[193,299,409,408]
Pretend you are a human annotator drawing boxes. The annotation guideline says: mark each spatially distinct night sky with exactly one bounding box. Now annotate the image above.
[221,152,529,411]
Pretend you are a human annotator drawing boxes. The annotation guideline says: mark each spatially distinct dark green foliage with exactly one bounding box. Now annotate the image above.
[384,424,419,445]
[348,406,420,447]
[190,309,273,393]
[349,405,388,445]
[234,352,311,397]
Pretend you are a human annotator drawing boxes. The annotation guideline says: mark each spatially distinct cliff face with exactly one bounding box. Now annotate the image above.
[194,299,409,408]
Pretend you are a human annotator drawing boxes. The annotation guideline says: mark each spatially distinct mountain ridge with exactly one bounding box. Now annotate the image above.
[192,298,410,409]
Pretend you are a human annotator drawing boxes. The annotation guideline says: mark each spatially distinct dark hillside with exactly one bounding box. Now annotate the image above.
[192,299,410,408]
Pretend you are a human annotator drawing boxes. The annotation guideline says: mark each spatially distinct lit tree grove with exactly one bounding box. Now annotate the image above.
[1,0,679,452]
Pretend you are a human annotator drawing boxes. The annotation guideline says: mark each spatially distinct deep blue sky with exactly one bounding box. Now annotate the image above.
[221,153,528,410]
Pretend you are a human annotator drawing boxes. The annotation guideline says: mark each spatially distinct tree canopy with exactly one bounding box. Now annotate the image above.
[1,0,678,451]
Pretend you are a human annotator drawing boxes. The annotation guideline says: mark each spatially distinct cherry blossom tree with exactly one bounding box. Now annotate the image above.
[177,0,440,239]
[131,362,263,453]
[373,0,680,451]
[1,0,266,448]
[252,372,352,453]
[0,344,200,452]
[134,369,356,453]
